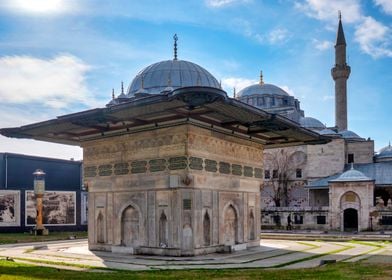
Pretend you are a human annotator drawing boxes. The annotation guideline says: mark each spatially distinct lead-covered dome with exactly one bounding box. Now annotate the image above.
[237,83,290,98]
[300,117,326,130]
[339,130,363,140]
[375,143,392,161]
[330,166,372,182]
[127,60,220,96]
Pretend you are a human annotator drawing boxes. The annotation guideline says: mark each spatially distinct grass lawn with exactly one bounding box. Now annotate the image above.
[0,232,87,244]
[0,260,391,280]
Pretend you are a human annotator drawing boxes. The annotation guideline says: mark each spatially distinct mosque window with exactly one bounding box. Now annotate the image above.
[296,169,302,178]
[348,153,354,163]
[317,216,326,224]
[294,215,303,224]
[381,216,392,225]
[264,170,270,179]
[257,97,264,106]
[271,98,275,106]
[272,169,278,179]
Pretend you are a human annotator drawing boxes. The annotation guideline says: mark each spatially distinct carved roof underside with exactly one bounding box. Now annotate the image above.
[0,87,329,148]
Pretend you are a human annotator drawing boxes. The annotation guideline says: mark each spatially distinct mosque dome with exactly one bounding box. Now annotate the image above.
[127,60,220,97]
[237,83,289,98]
[339,130,363,140]
[375,143,392,160]
[299,117,326,130]
[330,165,372,182]
[318,128,338,135]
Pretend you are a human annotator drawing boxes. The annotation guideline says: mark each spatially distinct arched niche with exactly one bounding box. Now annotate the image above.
[121,205,140,246]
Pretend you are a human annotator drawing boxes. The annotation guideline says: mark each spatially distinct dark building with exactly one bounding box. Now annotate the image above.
[0,153,87,232]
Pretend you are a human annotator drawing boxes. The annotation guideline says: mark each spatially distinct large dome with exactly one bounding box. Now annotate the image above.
[127,60,220,96]
[237,83,289,98]
[299,117,326,130]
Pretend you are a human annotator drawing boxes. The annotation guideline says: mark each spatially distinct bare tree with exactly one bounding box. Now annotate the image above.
[262,148,306,207]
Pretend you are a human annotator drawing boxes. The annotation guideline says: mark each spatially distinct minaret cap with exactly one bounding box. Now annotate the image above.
[336,11,346,46]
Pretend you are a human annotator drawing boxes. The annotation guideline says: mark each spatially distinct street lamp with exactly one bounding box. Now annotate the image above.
[33,169,49,236]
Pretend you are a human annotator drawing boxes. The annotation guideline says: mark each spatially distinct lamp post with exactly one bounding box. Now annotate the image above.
[33,169,49,236]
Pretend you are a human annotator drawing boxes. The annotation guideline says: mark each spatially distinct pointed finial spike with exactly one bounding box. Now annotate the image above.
[259,70,264,85]
[173,34,178,60]
[121,81,124,94]
[233,87,236,98]
[338,10,342,21]
[112,88,115,99]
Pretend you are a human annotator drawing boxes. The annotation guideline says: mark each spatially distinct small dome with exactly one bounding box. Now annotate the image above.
[376,143,392,160]
[330,165,372,182]
[237,83,289,98]
[319,128,338,135]
[128,60,220,96]
[339,130,363,140]
[300,117,326,129]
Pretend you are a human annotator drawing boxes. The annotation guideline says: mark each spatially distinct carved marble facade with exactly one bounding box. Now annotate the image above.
[84,124,262,256]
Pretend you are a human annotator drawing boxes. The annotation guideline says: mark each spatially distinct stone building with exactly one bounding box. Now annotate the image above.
[236,16,392,232]
[0,39,324,254]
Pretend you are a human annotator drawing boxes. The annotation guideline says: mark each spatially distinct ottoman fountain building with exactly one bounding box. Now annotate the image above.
[0,38,325,255]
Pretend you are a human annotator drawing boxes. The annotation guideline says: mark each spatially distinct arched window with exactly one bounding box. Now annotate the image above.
[96,211,104,243]
[159,211,168,247]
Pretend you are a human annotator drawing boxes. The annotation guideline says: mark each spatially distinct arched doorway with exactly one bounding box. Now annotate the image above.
[121,206,139,246]
[343,208,358,231]
[224,205,238,245]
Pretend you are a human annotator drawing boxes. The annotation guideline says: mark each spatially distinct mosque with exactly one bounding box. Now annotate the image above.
[237,16,392,232]
[0,15,390,256]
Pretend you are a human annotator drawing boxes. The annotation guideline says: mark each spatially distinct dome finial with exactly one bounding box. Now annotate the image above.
[121,81,124,95]
[112,88,115,100]
[350,162,354,170]
[338,10,341,21]
[173,34,178,60]
[259,70,264,85]
[233,87,236,98]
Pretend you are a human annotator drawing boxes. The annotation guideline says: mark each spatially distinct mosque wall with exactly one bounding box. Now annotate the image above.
[306,139,345,179]
[82,124,262,255]
[345,140,374,164]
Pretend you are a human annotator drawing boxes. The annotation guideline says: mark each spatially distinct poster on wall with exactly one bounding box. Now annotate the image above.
[81,192,88,225]
[25,191,76,226]
[0,190,20,226]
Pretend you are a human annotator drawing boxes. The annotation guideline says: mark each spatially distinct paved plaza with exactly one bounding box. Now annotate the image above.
[1,236,391,271]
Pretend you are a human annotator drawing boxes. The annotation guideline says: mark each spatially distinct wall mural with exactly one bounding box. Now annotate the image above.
[0,190,20,226]
[25,191,76,226]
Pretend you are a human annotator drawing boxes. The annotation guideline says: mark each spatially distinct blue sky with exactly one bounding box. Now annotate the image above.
[0,0,391,160]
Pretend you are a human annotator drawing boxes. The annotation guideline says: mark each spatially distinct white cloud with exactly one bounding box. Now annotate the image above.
[374,0,392,15]
[313,39,333,50]
[205,0,250,8]
[354,17,392,58]
[0,0,77,14]
[279,85,295,96]
[323,95,334,101]
[0,54,98,108]
[268,28,290,44]
[221,77,257,96]
[295,0,362,23]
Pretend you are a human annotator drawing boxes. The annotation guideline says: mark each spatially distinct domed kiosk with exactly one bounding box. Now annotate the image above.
[329,165,375,232]
[0,36,326,256]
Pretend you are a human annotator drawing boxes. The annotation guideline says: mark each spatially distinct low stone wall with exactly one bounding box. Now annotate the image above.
[261,207,329,231]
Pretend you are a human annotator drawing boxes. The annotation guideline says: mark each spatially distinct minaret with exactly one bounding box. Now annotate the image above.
[331,12,351,131]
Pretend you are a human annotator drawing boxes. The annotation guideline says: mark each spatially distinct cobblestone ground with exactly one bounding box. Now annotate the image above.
[0,238,391,271]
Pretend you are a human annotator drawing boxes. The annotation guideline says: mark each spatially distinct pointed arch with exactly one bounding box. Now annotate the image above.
[121,205,139,246]
[96,211,104,243]
[159,210,168,247]
[249,209,255,240]
[223,204,238,245]
[203,211,211,246]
